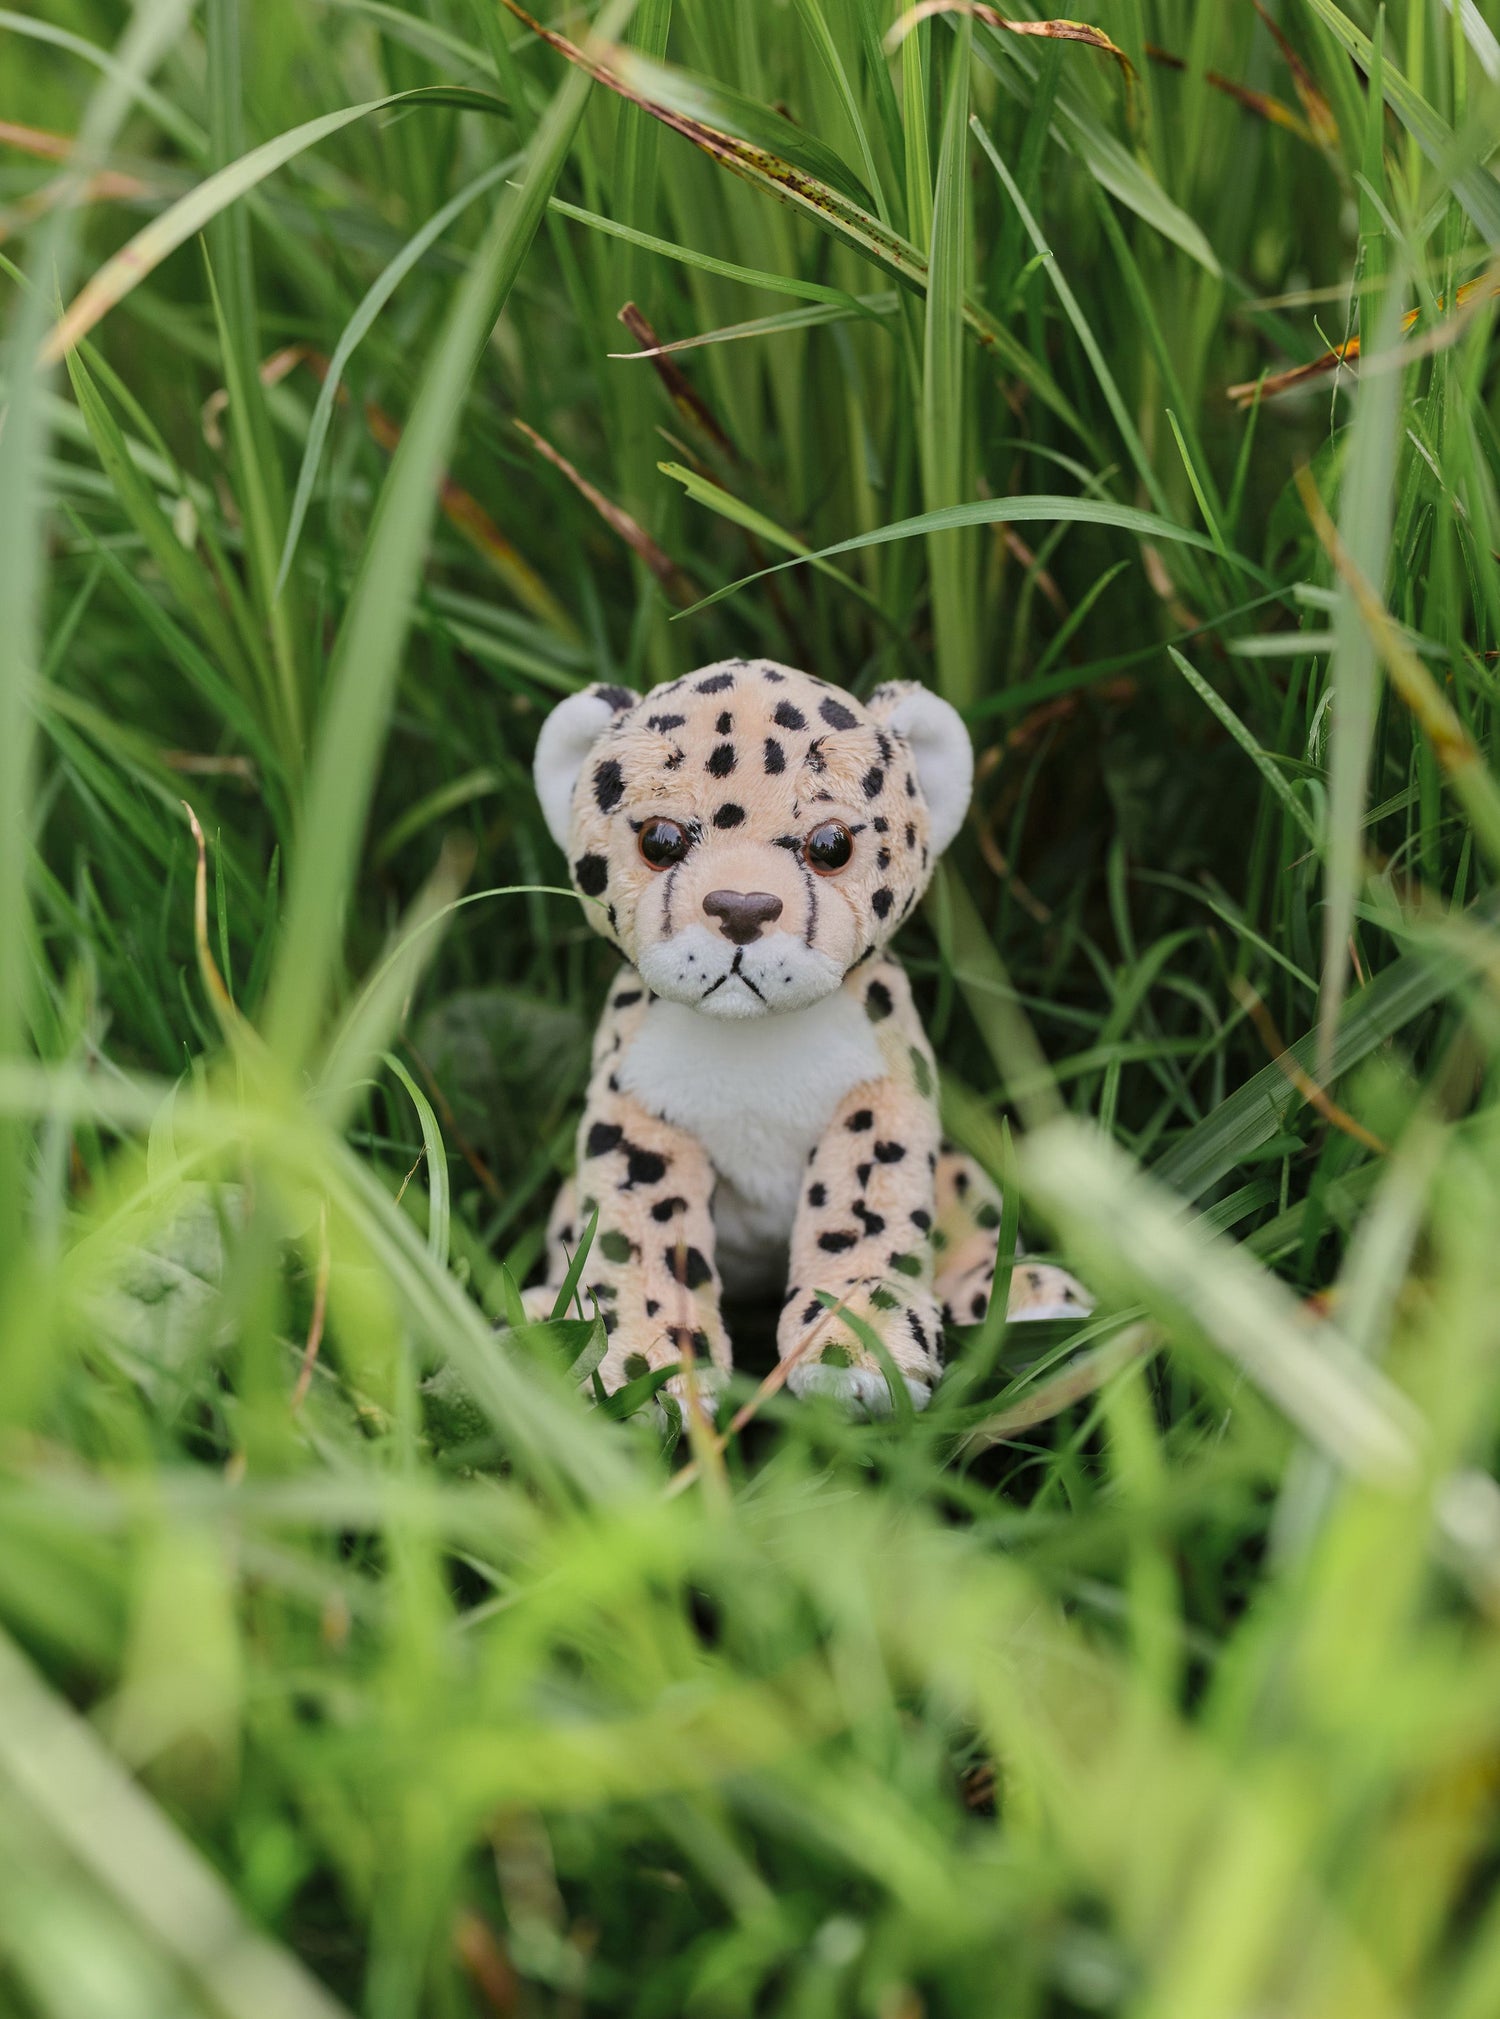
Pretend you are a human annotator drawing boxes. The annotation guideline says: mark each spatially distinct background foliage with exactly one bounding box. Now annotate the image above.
[3,0,1500,2013]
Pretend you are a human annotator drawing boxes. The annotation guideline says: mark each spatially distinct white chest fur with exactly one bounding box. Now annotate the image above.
[616,991,884,1288]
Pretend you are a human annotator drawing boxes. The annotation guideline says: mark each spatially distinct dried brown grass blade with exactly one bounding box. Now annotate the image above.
[1144,45,1313,140]
[884,1,1134,78]
[514,418,699,606]
[617,301,739,464]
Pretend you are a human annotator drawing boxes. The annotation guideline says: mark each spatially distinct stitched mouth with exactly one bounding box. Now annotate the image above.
[700,949,766,1003]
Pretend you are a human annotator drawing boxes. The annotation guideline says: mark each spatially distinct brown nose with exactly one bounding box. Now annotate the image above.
[703,889,784,945]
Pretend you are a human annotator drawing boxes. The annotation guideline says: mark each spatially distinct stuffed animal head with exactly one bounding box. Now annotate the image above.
[533,659,972,1020]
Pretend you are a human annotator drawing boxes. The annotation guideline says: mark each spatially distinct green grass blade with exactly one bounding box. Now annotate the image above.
[922,18,975,706]
[264,6,637,1073]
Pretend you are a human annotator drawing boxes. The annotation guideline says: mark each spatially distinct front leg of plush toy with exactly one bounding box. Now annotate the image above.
[566,1085,730,1408]
[777,1045,945,1415]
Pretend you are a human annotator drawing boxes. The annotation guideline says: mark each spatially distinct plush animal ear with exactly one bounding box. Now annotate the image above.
[533,684,639,851]
[868,682,973,855]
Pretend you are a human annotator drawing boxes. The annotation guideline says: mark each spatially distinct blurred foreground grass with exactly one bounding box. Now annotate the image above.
[3,1,1500,2013]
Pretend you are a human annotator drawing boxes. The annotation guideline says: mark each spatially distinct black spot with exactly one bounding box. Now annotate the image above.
[651,1195,688,1221]
[970,1293,987,1320]
[666,1244,713,1289]
[877,731,893,762]
[872,816,889,834]
[574,854,608,896]
[645,1298,661,1317]
[696,671,735,693]
[762,667,785,682]
[861,766,884,799]
[712,803,745,829]
[625,1146,668,1187]
[805,738,827,774]
[853,1203,886,1236]
[872,887,894,918]
[856,1162,873,1186]
[774,700,806,731]
[763,737,786,774]
[874,1140,905,1163]
[708,742,736,777]
[586,1121,623,1157]
[592,759,624,812]
[819,1230,858,1253]
[910,1208,931,1231]
[664,747,684,770]
[847,1109,874,1132]
[596,684,636,712]
[908,1308,929,1352]
[602,1311,619,1335]
[975,1201,1002,1230]
[587,1281,617,1302]
[954,1168,970,1195]
[905,773,917,797]
[808,1182,827,1207]
[905,822,917,849]
[877,847,891,871]
[820,696,858,730]
[802,1299,824,1326]
[866,980,893,1022]
[647,711,686,731]
[613,988,643,1009]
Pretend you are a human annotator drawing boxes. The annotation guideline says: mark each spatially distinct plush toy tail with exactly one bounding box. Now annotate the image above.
[932,1148,1091,1328]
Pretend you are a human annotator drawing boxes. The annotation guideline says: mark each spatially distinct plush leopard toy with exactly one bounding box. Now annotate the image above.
[524,658,1088,1413]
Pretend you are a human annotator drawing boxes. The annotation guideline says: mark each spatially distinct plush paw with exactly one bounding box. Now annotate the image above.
[941,1260,1092,1328]
[780,1277,943,1416]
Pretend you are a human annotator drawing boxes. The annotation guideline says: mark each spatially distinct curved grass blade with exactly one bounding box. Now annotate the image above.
[276,152,522,597]
[43,86,509,363]
[607,292,900,359]
[386,1054,450,1268]
[1169,649,1318,842]
[551,193,873,313]
[672,494,1227,620]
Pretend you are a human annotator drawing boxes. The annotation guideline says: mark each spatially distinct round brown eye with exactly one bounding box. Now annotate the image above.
[804,820,854,874]
[638,818,691,869]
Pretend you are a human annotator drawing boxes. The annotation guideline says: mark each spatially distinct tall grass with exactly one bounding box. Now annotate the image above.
[3,1,1500,2013]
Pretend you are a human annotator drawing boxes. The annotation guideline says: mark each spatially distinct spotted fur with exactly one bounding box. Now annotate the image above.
[521,660,1088,1412]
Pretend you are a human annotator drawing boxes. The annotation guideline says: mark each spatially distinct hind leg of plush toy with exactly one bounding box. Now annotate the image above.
[932,1149,1091,1326]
